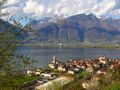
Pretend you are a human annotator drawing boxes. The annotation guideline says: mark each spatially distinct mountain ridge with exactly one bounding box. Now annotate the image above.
[27,14,120,44]
[1,14,120,44]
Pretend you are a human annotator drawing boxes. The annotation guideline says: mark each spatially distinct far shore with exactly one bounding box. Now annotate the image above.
[17,43,120,50]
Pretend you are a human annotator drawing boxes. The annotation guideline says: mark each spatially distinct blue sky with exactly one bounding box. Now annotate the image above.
[1,0,120,20]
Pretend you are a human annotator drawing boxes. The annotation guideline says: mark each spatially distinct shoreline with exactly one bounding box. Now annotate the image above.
[17,43,120,50]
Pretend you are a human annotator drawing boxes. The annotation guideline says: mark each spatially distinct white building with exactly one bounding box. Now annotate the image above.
[58,65,66,72]
[49,63,56,69]
[68,70,74,75]
[41,73,52,78]
[27,70,33,76]
[99,56,108,64]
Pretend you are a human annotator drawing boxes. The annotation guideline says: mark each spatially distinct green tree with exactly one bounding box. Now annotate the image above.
[0,0,37,89]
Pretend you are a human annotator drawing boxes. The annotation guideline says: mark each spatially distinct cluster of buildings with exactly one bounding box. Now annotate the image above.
[26,56,120,90]
[81,57,120,89]
[49,56,117,74]
[27,68,58,79]
[48,56,120,89]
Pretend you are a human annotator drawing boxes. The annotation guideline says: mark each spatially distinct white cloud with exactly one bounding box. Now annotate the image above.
[2,0,120,19]
[2,6,22,16]
[108,9,120,17]
[54,0,98,17]
[47,7,52,13]
[23,0,45,18]
[6,0,20,5]
[1,7,20,21]
[53,0,117,18]
[92,0,116,16]
[115,9,120,14]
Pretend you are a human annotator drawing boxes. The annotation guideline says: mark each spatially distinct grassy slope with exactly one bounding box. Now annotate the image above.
[0,75,39,90]
[101,81,120,90]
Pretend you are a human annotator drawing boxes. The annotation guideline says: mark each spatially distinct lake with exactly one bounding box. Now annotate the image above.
[17,46,120,67]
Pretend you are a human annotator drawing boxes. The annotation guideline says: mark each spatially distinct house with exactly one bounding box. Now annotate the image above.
[68,68,80,75]
[59,43,63,46]
[110,63,120,70]
[57,65,66,72]
[41,73,58,79]
[99,56,108,64]
[68,70,75,75]
[74,68,80,72]
[35,71,41,75]
[93,63,100,69]
[41,73,52,78]
[81,64,87,70]
[26,68,41,76]
[96,69,107,75]
[49,63,55,69]
[86,61,93,67]
[99,56,107,61]
[48,63,57,69]
[86,66,94,72]
[35,69,42,75]
[26,70,33,76]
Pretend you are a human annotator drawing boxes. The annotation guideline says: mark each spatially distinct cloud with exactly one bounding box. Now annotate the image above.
[47,7,52,13]
[2,6,22,16]
[53,0,117,18]
[53,0,97,16]
[92,0,116,16]
[5,0,20,6]
[23,0,46,18]
[2,0,120,19]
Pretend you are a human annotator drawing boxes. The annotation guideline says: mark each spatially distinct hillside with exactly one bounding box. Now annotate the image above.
[0,18,28,43]
[27,14,120,44]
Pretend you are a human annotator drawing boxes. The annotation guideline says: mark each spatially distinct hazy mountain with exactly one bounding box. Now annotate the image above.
[0,18,27,43]
[106,18,120,31]
[27,14,120,44]
[1,14,120,44]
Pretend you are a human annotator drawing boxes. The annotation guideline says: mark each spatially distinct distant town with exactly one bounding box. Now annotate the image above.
[24,56,120,90]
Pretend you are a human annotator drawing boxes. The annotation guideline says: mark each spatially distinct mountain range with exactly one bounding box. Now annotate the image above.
[1,14,120,44]
[27,14,120,44]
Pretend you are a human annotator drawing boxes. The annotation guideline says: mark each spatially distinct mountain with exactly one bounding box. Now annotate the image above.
[26,14,120,44]
[0,18,27,43]
[106,18,120,31]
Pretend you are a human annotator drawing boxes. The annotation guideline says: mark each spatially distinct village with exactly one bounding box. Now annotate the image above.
[26,56,120,90]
